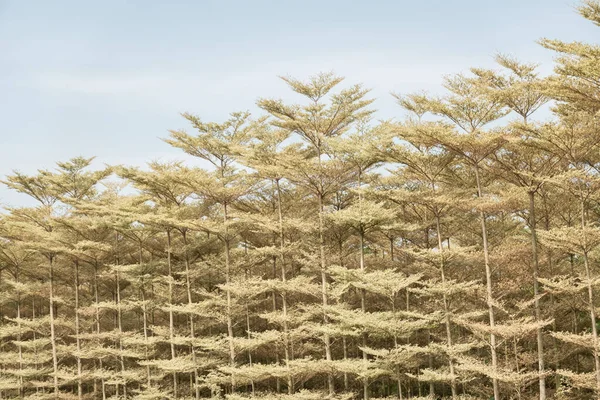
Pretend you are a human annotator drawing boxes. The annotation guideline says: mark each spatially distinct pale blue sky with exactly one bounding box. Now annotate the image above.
[0,0,597,206]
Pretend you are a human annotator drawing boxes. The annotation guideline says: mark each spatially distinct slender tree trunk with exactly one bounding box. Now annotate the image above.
[242,241,256,395]
[246,302,255,395]
[74,260,83,400]
[356,169,370,400]
[514,338,521,400]
[166,230,178,397]
[435,214,457,399]
[138,243,152,390]
[181,230,200,399]
[580,195,600,393]
[392,300,403,400]
[33,296,42,395]
[276,179,293,394]
[422,225,436,397]
[319,192,335,395]
[115,261,126,398]
[224,203,236,393]
[315,145,335,396]
[528,191,546,400]
[48,255,60,399]
[360,230,369,400]
[391,240,403,398]
[543,194,561,391]
[272,257,282,393]
[474,165,500,400]
[94,262,107,400]
[427,330,435,396]
[16,267,23,399]
[343,336,349,391]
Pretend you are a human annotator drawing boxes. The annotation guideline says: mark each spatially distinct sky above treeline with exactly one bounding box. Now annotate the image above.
[0,0,597,207]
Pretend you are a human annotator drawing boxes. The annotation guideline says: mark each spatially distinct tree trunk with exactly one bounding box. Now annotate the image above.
[94,262,107,400]
[48,255,60,399]
[224,203,236,393]
[343,337,349,391]
[436,214,457,399]
[528,191,546,400]
[138,243,152,390]
[74,260,83,400]
[166,230,178,397]
[272,257,282,394]
[360,230,369,400]
[580,195,600,393]
[319,192,335,395]
[474,165,500,400]
[276,179,293,394]
[16,267,23,399]
[181,230,200,399]
[115,264,126,398]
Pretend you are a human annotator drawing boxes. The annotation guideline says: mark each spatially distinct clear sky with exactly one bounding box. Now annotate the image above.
[0,0,597,207]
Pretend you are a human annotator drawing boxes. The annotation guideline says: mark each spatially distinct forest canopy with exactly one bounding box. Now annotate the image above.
[1,2,600,400]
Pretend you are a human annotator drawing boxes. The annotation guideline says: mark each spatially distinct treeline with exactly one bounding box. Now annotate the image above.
[1,2,599,400]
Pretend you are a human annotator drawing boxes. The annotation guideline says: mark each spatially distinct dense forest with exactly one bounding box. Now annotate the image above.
[1,2,600,400]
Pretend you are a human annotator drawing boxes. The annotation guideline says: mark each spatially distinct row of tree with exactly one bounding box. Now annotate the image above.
[1,2,599,399]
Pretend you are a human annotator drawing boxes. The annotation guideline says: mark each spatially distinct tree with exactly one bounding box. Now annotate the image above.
[258,73,373,396]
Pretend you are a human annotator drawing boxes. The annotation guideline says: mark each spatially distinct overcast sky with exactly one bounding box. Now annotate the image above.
[0,0,597,207]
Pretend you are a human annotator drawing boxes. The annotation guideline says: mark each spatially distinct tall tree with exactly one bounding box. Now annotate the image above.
[258,73,373,396]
